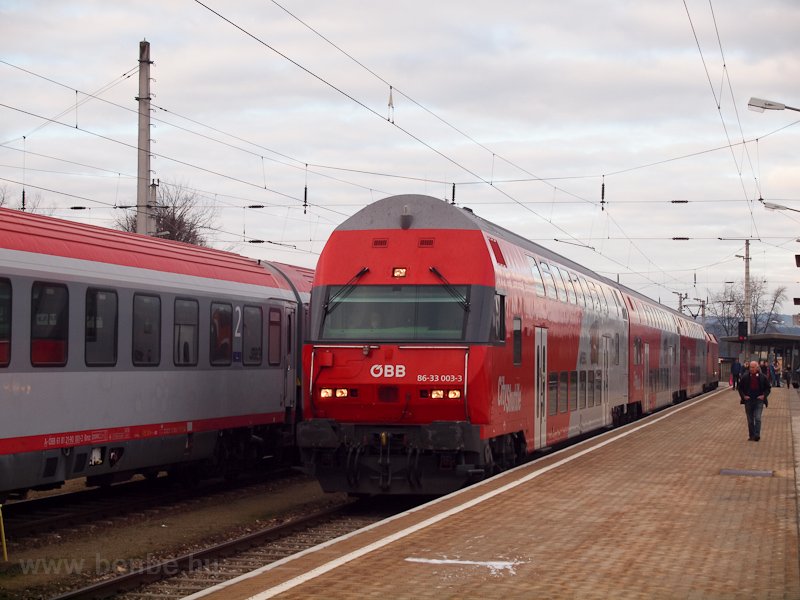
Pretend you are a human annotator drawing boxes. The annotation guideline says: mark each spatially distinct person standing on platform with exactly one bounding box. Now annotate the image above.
[738,360,770,442]
[731,359,742,390]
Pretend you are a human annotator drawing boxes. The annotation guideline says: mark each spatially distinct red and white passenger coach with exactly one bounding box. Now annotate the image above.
[298,194,718,495]
[0,208,312,500]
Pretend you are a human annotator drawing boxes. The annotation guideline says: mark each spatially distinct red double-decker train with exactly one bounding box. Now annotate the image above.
[298,194,718,495]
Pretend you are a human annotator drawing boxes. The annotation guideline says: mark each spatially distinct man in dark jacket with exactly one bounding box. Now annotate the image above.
[738,360,770,441]
[731,359,742,390]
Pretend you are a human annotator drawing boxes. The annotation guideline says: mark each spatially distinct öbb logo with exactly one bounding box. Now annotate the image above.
[370,364,406,378]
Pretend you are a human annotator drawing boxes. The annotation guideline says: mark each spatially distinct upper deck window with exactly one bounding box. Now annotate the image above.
[553,265,577,304]
[320,285,469,341]
[538,262,558,299]
[570,272,586,307]
[527,257,546,297]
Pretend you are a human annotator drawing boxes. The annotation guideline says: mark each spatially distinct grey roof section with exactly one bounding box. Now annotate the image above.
[335,194,481,231]
[337,194,693,322]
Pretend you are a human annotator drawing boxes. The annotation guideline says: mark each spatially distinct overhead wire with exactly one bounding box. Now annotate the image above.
[3,8,796,302]
[197,0,707,299]
[682,0,761,237]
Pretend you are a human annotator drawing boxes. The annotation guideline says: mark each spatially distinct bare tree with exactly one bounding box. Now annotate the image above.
[706,280,787,334]
[759,285,788,333]
[0,186,53,215]
[115,181,215,246]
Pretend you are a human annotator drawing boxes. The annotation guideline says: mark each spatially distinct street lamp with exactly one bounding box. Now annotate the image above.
[762,201,800,214]
[748,97,800,113]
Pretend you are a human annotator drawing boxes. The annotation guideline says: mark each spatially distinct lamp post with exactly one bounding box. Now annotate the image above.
[763,201,800,214]
[748,97,800,113]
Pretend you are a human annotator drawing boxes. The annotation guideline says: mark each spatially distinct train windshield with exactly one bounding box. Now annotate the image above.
[320,285,469,341]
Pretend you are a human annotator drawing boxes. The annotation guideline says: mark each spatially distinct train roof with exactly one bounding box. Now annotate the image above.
[336,194,700,326]
[0,207,307,291]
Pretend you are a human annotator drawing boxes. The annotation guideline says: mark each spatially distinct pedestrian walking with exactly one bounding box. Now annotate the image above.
[738,360,770,442]
[731,359,742,390]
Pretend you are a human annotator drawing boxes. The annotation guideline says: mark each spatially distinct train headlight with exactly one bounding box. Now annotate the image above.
[392,267,407,278]
[320,388,333,399]
[448,390,462,399]
[431,390,444,399]
[335,388,349,398]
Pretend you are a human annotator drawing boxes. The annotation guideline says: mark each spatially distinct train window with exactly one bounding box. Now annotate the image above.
[320,285,469,341]
[243,305,263,366]
[268,308,281,366]
[569,371,578,410]
[570,272,586,307]
[512,317,522,365]
[527,257,545,297]
[85,288,118,366]
[560,268,578,304]
[588,370,595,406]
[553,265,578,304]
[550,265,568,302]
[31,282,68,367]
[548,372,558,415]
[0,278,10,367]
[613,290,628,320]
[558,371,568,413]
[578,277,594,310]
[538,262,558,299]
[174,299,199,366]
[590,283,603,313]
[579,370,587,409]
[634,337,642,365]
[488,238,507,266]
[133,294,161,366]
[210,302,233,366]
[596,285,609,314]
[491,294,506,344]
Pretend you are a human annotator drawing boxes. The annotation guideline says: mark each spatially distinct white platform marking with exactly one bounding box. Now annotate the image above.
[405,556,522,575]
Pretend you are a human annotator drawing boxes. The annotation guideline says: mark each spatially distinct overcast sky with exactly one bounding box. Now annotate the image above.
[1,0,799,314]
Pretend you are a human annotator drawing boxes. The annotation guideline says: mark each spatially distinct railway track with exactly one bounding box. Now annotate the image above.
[2,469,298,541]
[49,499,410,600]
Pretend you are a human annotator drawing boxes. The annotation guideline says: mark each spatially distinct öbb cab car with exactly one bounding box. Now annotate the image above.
[298,194,718,495]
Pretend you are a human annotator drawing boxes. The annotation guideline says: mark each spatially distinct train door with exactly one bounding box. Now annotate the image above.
[601,335,610,425]
[535,327,548,448]
[284,306,296,408]
[644,343,650,411]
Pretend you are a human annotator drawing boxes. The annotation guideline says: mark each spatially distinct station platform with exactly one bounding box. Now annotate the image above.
[192,385,800,599]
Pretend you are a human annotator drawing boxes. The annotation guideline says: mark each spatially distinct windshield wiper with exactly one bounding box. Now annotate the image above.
[323,267,369,314]
[429,266,470,312]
